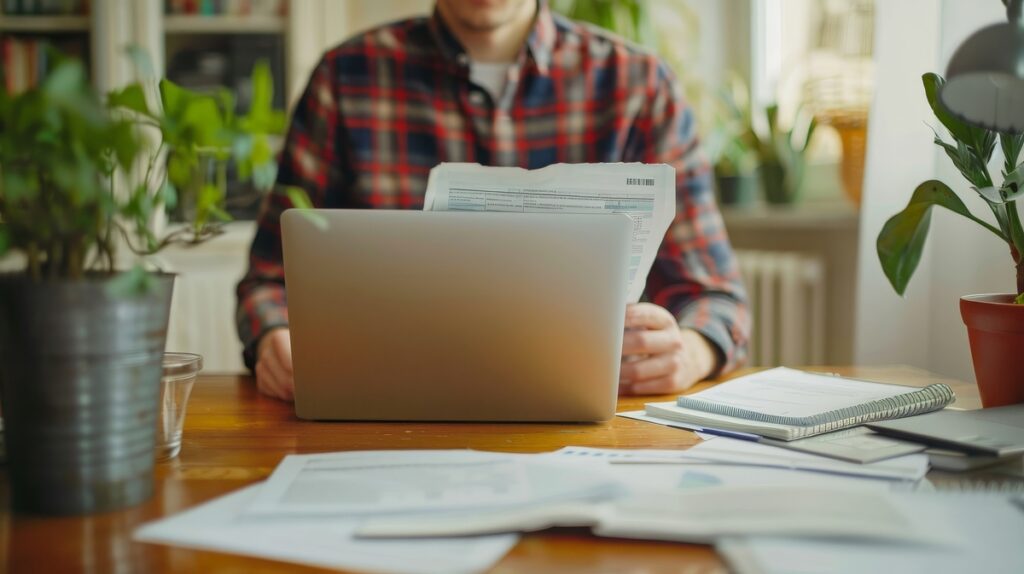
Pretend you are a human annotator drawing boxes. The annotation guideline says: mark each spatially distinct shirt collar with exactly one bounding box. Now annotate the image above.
[429,0,555,75]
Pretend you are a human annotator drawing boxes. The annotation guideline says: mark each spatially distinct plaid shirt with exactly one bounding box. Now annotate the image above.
[237,2,750,373]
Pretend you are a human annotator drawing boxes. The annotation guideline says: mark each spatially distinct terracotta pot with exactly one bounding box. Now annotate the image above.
[960,294,1024,408]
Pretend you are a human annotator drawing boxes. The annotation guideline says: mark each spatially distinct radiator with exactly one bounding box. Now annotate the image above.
[160,224,255,374]
[735,250,827,367]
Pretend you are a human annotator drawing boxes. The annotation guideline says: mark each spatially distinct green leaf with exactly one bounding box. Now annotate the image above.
[0,224,9,257]
[1016,292,1024,305]
[167,151,197,190]
[286,186,327,231]
[181,97,224,146]
[286,186,314,209]
[195,183,230,226]
[208,204,231,222]
[159,78,193,118]
[160,181,179,210]
[125,45,156,80]
[107,84,152,117]
[105,265,156,297]
[1003,163,1024,194]
[252,162,277,191]
[249,61,273,121]
[1001,133,1024,175]
[251,136,272,166]
[924,73,982,147]
[43,60,88,99]
[877,180,1004,295]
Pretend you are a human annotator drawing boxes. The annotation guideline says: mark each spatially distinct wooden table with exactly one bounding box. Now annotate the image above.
[0,366,981,573]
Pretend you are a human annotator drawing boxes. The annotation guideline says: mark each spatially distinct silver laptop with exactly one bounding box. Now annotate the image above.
[281,209,632,422]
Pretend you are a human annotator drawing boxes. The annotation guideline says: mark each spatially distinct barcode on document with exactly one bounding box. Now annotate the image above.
[626,178,655,186]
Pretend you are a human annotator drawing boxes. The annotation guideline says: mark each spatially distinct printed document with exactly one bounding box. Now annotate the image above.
[424,162,676,303]
[134,483,518,574]
[248,449,622,516]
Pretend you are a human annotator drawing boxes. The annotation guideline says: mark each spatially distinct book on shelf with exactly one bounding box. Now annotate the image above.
[164,0,286,17]
[2,35,88,92]
[1,0,90,16]
[644,367,956,441]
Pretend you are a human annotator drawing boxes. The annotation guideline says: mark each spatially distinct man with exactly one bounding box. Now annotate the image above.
[237,0,750,401]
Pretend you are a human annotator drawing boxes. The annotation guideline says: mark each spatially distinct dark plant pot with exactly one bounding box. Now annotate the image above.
[960,294,1024,408]
[715,173,758,206]
[759,163,792,205]
[0,273,174,515]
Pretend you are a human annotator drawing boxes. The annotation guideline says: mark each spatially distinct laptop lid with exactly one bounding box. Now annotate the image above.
[281,209,633,422]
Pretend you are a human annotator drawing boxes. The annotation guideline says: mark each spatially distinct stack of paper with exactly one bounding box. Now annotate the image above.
[351,445,937,542]
[137,446,1024,572]
[135,450,622,573]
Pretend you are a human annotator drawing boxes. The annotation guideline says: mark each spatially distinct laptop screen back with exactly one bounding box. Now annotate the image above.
[281,209,633,422]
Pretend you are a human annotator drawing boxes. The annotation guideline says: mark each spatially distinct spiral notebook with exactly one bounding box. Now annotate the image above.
[644,367,956,441]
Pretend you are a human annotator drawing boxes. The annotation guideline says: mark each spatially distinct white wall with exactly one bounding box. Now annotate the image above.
[854,0,939,369]
[927,0,1017,381]
[855,0,1014,382]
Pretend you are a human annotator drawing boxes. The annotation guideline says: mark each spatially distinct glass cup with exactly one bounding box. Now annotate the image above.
[156,353,203,461]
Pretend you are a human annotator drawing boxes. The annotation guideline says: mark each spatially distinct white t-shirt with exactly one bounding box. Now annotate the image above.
[470,61,513,100]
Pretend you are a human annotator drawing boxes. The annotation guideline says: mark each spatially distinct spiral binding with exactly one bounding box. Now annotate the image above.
[675,383,957,439]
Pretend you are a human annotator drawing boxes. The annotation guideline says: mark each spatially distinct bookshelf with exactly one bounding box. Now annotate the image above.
[0,1,93,91]
[163,14,285,34]
[0,15,89,32]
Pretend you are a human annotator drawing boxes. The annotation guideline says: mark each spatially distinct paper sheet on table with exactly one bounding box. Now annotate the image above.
[592,486,955,545]
[133,483,519,574]
[567,433,928,482]
[248,449,622,516]
[358,483,950,546]
[717,492,1024,574]
[685,437,929,482]
[355,448,917,540]
[423,162,676,303]
[618,410,927,463]
[544,446,905,492]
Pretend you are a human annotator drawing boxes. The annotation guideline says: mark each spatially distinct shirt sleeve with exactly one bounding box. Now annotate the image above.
[625,59,751,375]
[236,55,342,371]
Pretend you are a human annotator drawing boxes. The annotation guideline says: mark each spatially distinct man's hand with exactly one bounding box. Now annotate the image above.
[255,328,295,401]
[618,303,718,395]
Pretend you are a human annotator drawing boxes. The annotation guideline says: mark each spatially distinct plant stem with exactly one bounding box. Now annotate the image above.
[27,244,41,282]
[1018,263,1024,297]
[143,142,165,194]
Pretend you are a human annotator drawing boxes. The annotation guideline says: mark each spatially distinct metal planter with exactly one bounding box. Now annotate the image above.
[0,273,174,515]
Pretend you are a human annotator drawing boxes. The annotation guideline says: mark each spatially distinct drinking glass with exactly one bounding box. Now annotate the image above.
[156,353,203,461]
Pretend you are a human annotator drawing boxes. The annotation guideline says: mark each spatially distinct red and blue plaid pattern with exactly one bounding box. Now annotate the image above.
[236,3,750,373]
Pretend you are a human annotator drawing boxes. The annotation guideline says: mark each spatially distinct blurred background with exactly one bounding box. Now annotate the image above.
[0,0,1007,386]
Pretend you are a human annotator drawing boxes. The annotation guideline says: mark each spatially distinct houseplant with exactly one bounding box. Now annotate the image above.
[877,73,1024,408]
[709,73,818,206]
[753,103,818,205]
[706,74,760,206]
[0,55,290,514]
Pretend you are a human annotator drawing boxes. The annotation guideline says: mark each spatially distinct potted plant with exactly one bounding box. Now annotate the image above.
[877,73,1024,408]
[753,103,818,205]
[707,74,760,206]
[710,74,818,206]
[0,55,289,514]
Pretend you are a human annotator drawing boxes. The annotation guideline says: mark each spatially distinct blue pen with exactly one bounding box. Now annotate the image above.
[662,420,761,442]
